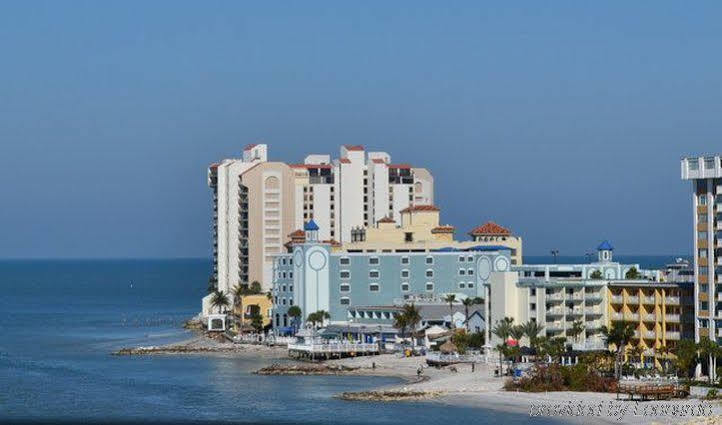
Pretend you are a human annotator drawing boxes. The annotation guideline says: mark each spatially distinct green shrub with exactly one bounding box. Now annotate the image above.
[506,363,617,393]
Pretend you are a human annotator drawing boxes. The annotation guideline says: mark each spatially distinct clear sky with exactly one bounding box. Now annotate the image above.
[1,1,720,258]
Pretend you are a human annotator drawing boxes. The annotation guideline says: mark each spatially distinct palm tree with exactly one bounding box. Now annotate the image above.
[656,345,671,374]
[461,297,483,331]
[287,306,302,332]
[697,337,718,384]
[394,304,421,346]
[306,310,330,329]
[601,321,636,379]
[492,319,513,375]
[629,345,645,368]
[443,294,457,328]
[521,321,544,353]
[250,281,262,294]
[231,284,246,330]
[210,290,230,314]
[568,320,585,343]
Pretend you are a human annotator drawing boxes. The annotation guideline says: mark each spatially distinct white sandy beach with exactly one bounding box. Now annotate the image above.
[118,336,722,425]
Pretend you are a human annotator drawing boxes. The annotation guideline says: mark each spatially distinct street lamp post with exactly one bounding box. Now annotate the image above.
[551,249,559,264]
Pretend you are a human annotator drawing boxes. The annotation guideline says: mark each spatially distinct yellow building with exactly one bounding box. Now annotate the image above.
[234,294,273,329]
[606,281,693,369]
[339,205,523,265]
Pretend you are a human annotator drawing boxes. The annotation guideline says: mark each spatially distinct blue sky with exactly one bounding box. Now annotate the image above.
[1,1,720,258]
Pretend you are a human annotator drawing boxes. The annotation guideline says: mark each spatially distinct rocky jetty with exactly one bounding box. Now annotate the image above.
[336,390,440,402]
[255,363,361,375]
[112,345,241,355]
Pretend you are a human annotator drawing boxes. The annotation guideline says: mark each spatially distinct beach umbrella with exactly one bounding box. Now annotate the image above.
[440,340,457,354]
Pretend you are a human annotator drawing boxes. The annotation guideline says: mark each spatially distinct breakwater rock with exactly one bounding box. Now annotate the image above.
[336,390,441,402]
[255,363,361,375]
[112,345,240,355]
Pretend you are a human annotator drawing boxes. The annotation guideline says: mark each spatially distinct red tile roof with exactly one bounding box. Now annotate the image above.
[431,225,455,233]
[339,158,351,164]
[377,216,395,223]
[288,229,306,238]
[389,163,412,169]
[468,221,511,236]
[244,143,258,151]
[343,144,364,151]
[400,205,440,213]
[371,158,386,164]
[323,239,342,247]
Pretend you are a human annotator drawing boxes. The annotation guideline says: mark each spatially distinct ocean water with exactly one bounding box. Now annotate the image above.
[0,259,561,425]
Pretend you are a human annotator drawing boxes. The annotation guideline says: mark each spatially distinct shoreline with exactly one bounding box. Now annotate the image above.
[113,331,722,424]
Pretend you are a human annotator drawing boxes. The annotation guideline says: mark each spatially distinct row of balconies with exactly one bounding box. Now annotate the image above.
[545,321,604,331]
[610,294,680,305]
[631,330,681,340]
[611,312,681,322]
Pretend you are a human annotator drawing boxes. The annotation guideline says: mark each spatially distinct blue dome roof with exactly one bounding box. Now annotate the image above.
[597,240,614,251]
[304,220,319,231]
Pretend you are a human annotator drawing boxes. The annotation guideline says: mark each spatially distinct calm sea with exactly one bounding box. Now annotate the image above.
[0,257,673,424]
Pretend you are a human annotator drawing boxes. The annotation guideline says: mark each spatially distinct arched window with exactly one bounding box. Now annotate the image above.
[414,182,423,193]
[275,313,280,327]
[265,176,280,189]
[283,314,288,327]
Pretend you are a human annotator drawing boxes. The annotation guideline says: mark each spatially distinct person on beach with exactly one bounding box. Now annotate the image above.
[417,366,423,378]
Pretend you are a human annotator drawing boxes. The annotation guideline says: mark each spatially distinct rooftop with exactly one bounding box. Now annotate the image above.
[468,221,511,236]
[400,205,439,213]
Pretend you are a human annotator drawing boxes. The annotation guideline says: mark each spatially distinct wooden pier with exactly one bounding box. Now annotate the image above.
[288,342,379,360]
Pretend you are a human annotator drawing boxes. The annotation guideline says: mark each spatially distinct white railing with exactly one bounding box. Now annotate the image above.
[585,321,602,329]
[626,313,640,321]
[610,295,624,303]
[547,308,564,316]
[627,296,639,303]
[642,313,657,321]
[665,332,681,340]
[612,312,623,320]
[585,307,602,315]
[585,293,603,301]
[641,296,656,304]
[644,330,656,339]
[547,293,564,301]
[426,352,484,364]
[268,336,297,345]
[546,322,564,331]
[572,340,607,350]
[288,342,379,353]
[665,314,680,322]
[666,296,680,305]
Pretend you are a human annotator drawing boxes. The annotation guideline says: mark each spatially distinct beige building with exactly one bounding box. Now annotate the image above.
[338,205,523,265]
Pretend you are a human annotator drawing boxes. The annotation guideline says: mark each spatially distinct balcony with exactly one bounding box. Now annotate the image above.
[627,295,639,304]
[634,330,656,339]
[641,295,656,304]
[585,307,602,315]
[585,293,603,302]
[546,322,564,331]
[612,312,639,321]
[546,293,564,302]
[665,314,680,322]
[666,296,680,305]
[610,295,624,304]
[642,313,657,322]
[665,331,681,340]
[566,308,584,316]
[546,308,565,317]
[572,340,607,351]
[585,321,602,330]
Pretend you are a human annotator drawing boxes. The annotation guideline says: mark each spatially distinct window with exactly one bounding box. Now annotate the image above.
[405,232,413,242]
[698,231,708,240]
[289,299,293,306]
[340,284,350,292]
[340,270,350,279]
[401,269,410,278]
[369,257,379,265]
[401,256,409,265]
[459,282,466,289]
[369,283,380,292]
[289,285,293,292]
[459,255,465,262]
[530,303,536,311]
[289,258,293,265]
[425,282,434,291]
[289,272,293,278]
[426,269,434,278]
[467,256,473,262]
[688,158,699,171]
[459,269,466,276]
[282,272,286,279]
[282,285,286,292]
[699,249,708,258]
[369,270,380,279]
[699,194,708,205]
[282,298,287,305]
[425,256,434,265]
[467,268,474,276]
[401,283,410,292]
[340,297,350,305]
[530,288,536,296]
[705,157,716,170]
[467,282,474,289]
[340,257,350,265]
[282,258,287,265]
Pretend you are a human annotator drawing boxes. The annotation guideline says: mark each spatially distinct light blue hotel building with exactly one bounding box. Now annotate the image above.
[270,221,513,342]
